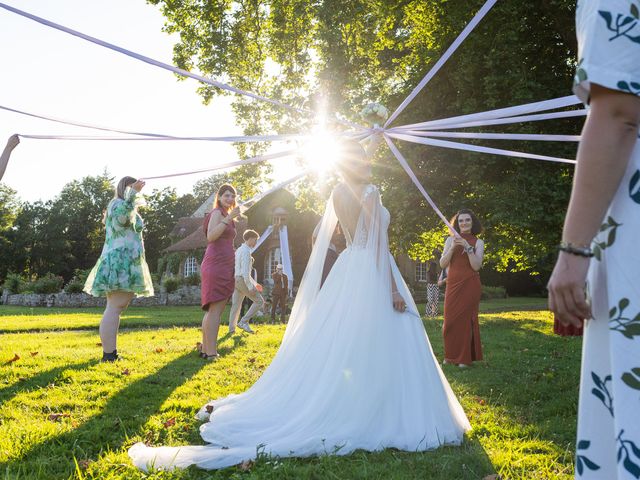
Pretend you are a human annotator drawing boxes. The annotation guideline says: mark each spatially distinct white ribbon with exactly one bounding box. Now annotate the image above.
[384,0,498,127]
[383,134,456,233]
[279,224,294,290]
[391,95,582,131]
[397,131,581,142]
[251,225,274,253]
[0,3,366,131]
[19,134,308,142]
[239,170,310,209]
[140,149,297,180]
[387,132,576,164]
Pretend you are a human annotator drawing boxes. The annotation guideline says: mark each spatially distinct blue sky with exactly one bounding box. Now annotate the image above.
[0,1,299,202]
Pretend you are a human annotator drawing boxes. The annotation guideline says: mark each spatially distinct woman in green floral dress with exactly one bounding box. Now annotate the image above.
[84,176,154,362]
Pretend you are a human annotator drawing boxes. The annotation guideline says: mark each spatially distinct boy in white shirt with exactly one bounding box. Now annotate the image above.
[229,230,264,334]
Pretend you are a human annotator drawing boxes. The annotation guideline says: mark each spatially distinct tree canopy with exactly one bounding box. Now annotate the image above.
[149,0,579,282]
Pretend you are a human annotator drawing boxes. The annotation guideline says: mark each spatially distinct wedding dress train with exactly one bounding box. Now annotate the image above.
[129,184,470,471]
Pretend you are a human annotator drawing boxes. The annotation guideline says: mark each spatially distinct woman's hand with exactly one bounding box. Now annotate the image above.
[229,206,241,219]
[131,180,146,192]
[453,236,467,249]
[547,251,591,327]
[6,134,20,150]
[392,291,406,312]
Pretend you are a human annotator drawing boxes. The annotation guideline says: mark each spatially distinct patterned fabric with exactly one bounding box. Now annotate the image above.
[574,1,640,478]
[84,187,154,297]
[426,283,439,317]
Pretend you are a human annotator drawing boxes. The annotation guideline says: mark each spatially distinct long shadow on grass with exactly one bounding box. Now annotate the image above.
[0,352,206,478]
[430,315,581,453]
[0,360,98,405]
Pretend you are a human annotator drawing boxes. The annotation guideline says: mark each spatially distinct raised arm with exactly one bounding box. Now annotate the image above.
[0,135,20,181]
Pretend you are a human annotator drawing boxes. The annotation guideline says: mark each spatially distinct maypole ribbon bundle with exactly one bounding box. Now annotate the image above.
[0,0,584,230]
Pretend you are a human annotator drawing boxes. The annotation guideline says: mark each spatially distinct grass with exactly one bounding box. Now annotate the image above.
[0,298,579,479]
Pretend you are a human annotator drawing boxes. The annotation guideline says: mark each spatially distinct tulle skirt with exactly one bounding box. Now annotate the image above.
[129,247,470,471]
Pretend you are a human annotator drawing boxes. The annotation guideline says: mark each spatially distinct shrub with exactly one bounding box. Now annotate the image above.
[64,269,90,294]
[32,274,64,294]
[183,273,200,286]
[2,273,26,294]
[163,276,180,293]
[481,285,508,300]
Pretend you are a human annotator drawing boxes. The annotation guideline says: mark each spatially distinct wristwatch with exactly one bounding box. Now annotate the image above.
[465,245,474,254]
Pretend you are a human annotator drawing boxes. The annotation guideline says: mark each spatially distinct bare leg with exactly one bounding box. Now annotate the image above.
[100,291,134,356]
[202,300,226,356]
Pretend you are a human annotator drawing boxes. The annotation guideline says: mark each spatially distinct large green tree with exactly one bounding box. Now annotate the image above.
[150,0,579,287]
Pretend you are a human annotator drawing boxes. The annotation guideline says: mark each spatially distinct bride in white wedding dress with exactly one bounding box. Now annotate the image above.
[129,140,471,471]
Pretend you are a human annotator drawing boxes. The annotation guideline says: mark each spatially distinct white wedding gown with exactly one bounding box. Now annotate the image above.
[129,184,470,471]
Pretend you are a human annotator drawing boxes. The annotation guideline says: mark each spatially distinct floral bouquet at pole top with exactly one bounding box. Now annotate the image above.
[360,102,389,127]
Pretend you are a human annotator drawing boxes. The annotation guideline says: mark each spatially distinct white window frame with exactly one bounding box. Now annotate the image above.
[184,256,199,277]
[415,261,428,282]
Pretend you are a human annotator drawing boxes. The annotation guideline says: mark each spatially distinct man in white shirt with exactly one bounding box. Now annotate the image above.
[229,230,264,334]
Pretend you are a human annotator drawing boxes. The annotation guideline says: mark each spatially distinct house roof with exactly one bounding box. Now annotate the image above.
[169,217,203,238]
[165,227,207,253]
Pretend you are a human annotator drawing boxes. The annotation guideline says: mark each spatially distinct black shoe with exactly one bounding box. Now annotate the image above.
[101,350,119,362]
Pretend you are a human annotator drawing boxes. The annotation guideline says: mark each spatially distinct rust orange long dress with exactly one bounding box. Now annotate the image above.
[443,233,483,364]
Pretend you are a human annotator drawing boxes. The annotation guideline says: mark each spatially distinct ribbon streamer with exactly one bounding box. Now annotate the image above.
[387,132,576,164]
[383,134,456,233]
[0,3,366,131]
[19,134,308,142]
[397,131,581,142]
[384,0,498,127]
[140,149,297,180]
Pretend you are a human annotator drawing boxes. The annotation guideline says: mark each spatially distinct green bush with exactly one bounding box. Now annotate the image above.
[64,269,90,294]
[32,274,64,294]
[2,273,26,294]
[183,273,200,286]
[163,276,180,293]
[481,285,508,300]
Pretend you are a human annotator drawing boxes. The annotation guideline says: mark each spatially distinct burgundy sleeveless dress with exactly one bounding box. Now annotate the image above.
[200,208,236,310]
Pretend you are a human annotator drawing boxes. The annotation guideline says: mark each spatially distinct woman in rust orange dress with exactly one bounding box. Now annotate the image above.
[440,209,485,368]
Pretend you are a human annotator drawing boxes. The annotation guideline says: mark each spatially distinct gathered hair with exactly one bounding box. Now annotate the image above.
[214,184,237,212]
[115,176,137,200]
[450,208,483,235]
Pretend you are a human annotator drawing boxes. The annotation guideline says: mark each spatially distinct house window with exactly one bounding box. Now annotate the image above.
[415,261,428,282]
[184,256,199,277]
[264,248,282,282]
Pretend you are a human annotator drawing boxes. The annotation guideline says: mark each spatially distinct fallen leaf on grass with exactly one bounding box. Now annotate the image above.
[183,425,190,432]
[121,368,130,376]
[5,354,20,365]
[238,459,254,472]
[96,343,102,347]
[205,405,214,414]
[48,413,70,422]
[155,348,164,353]
[30,352,39,357]
[474,396,486,405]
[78,459,92,470]
[248,357,256,364]
[163,418,176,428]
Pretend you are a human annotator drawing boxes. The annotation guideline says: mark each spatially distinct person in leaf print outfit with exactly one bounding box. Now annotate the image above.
[85,176,154,362]
[547,0,640,477]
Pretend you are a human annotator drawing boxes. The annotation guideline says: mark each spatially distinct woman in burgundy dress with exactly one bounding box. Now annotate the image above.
[440,209,485,368]
[199,184,240,360]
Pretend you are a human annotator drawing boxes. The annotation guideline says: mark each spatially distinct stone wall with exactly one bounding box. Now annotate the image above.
[0,286,202,308]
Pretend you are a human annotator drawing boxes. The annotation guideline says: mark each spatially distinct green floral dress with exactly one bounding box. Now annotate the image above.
[84,187,154,297]
[573,0,640,478]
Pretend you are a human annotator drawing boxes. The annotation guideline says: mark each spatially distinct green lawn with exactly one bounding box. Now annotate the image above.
[0,298,579,479]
